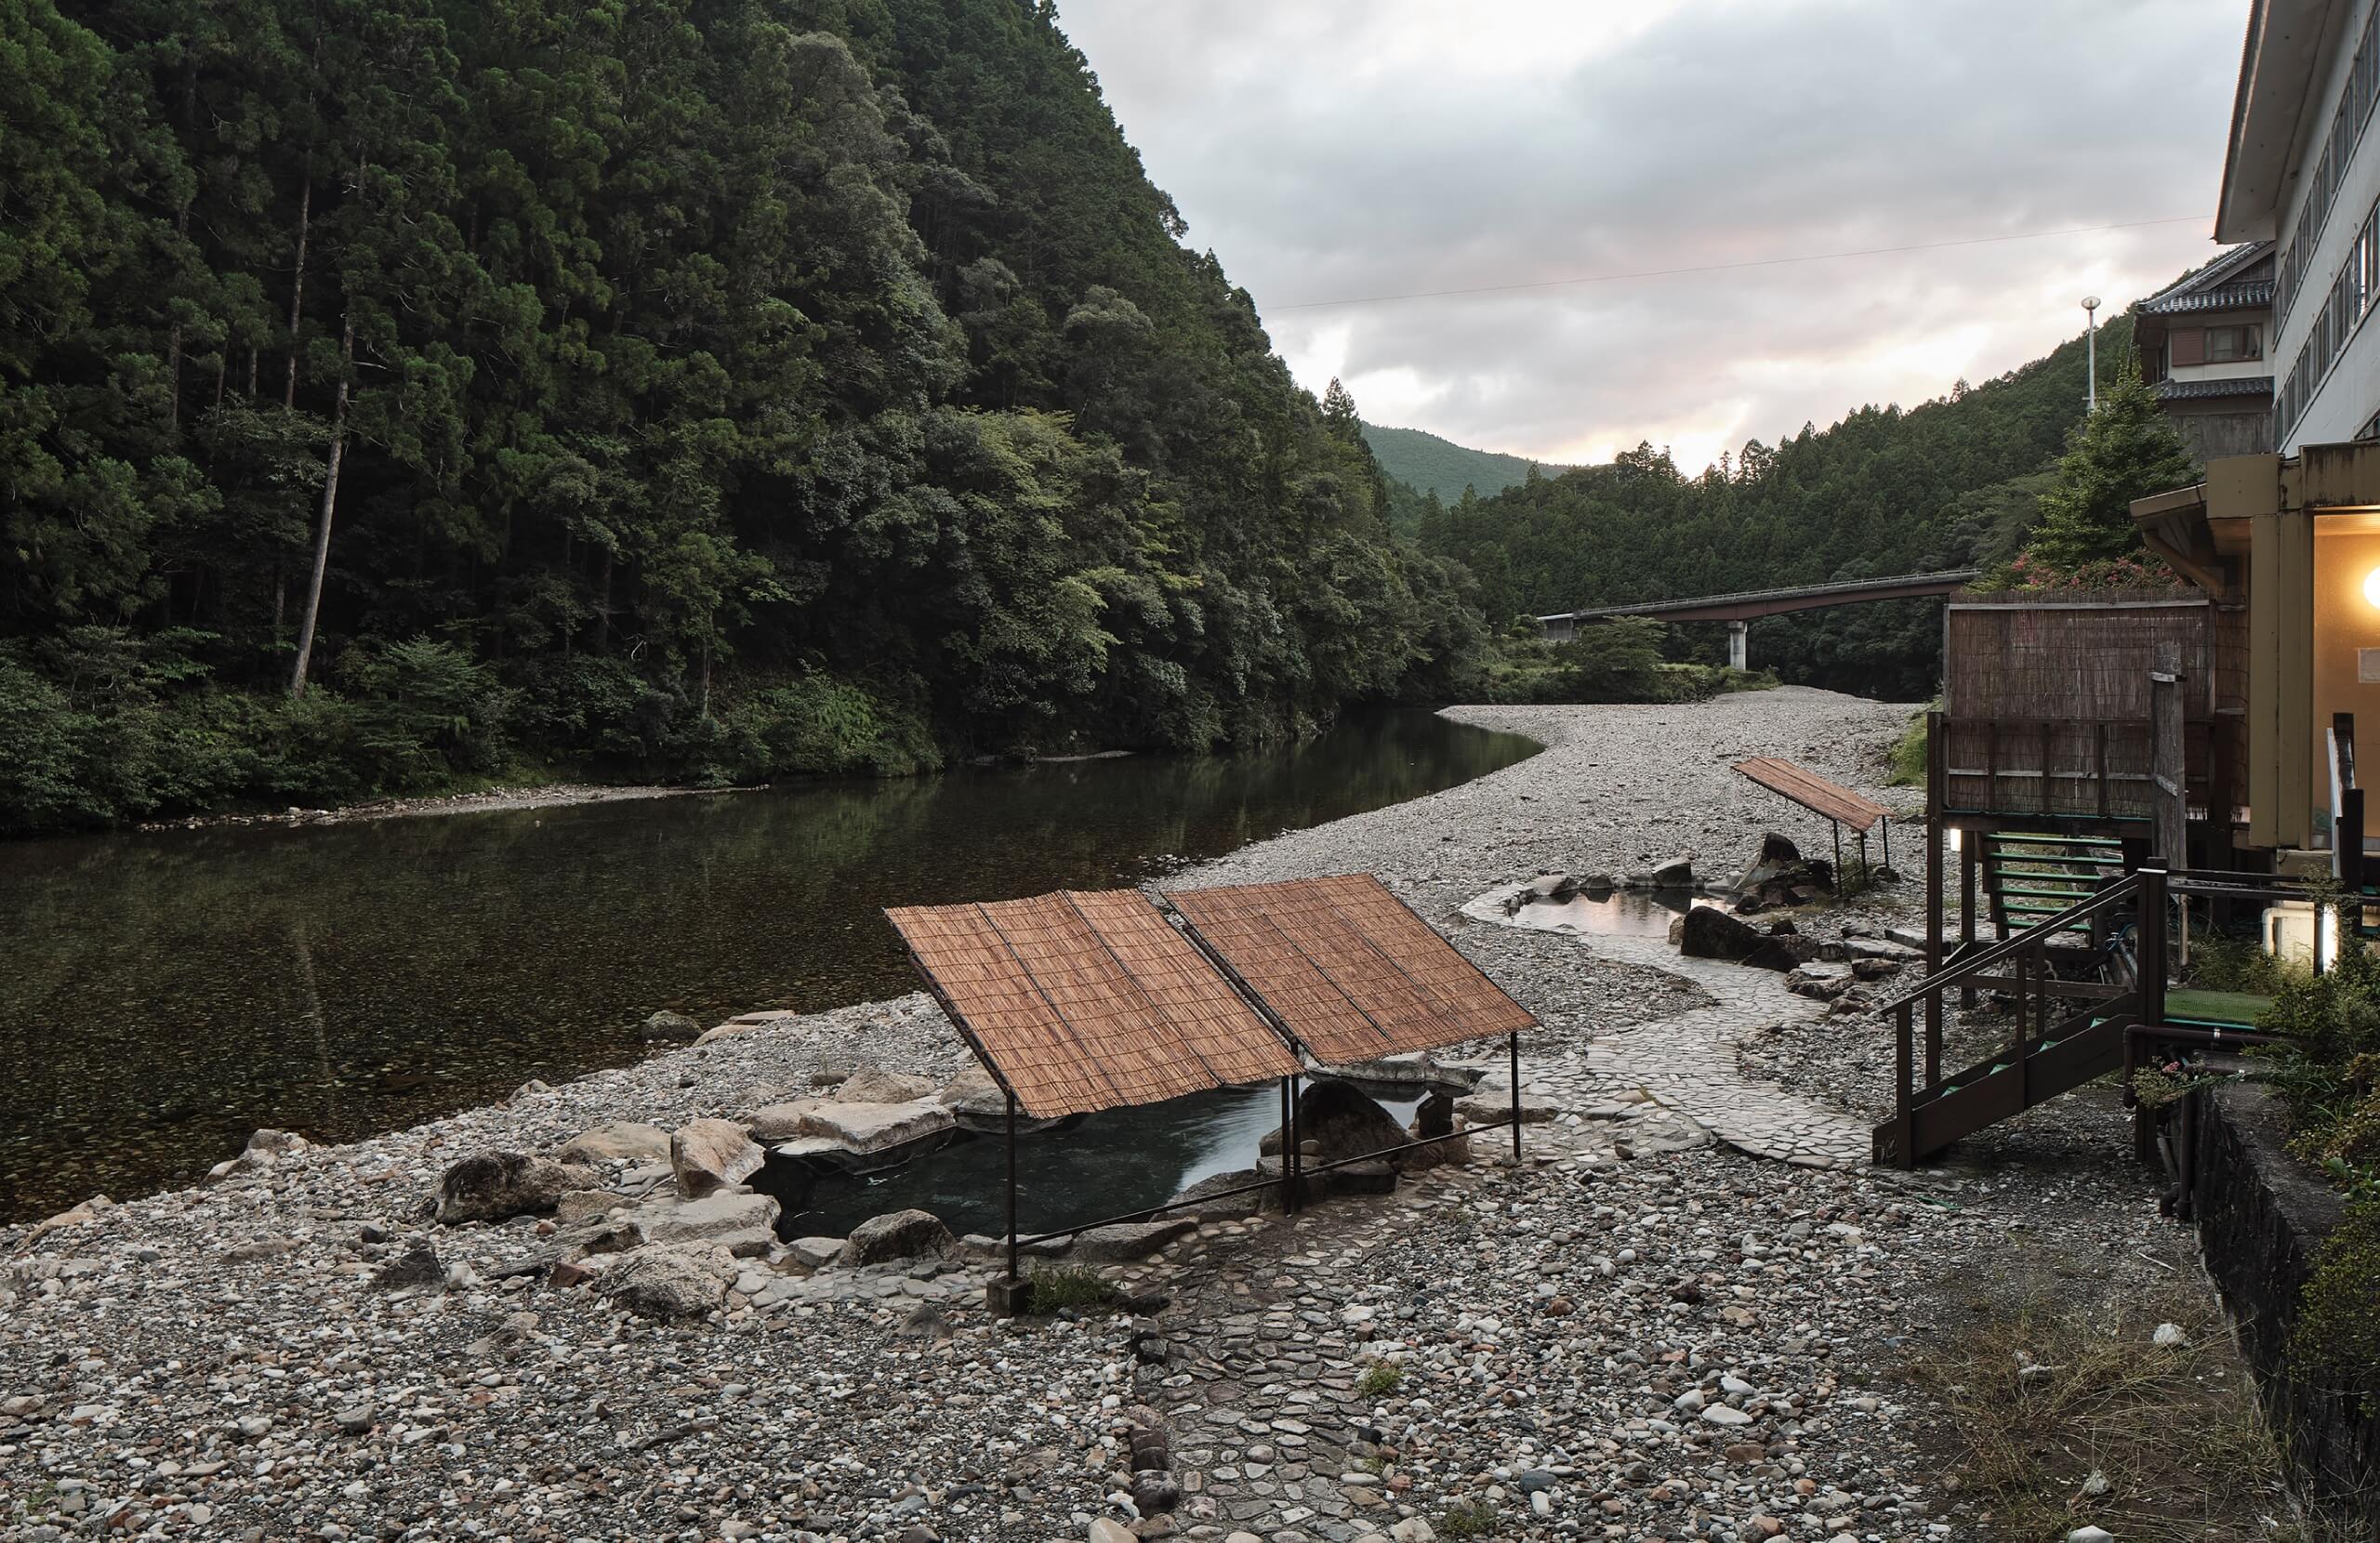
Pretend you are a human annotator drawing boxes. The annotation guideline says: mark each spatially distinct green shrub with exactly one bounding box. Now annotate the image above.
[1436,1500,1497,1537]
[1887,710,1929,787]
[1355,1361,1404,1398]
[2186,930,2292,996]
[2292,1195,2380,1400]
[1024,1265,1120,1314]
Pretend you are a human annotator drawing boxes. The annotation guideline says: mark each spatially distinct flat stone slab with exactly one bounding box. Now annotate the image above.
[624,1190,780,1259]
[790,1099,956,1156]
[787,1236,845,1270]
[1454,1085,1559,1126]
[1309,1051,1483,1091]
[557,1122,670,1164]
[1070,1217,1199,1262]
[746,1100,825,1141]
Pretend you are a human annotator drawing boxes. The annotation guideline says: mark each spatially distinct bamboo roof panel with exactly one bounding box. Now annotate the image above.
[1731,757,1889,832]
[885,890,1299,1120]
[1167,874,1535,1062]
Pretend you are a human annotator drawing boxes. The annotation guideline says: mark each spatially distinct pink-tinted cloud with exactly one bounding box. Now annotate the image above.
[1058,0,2243,470]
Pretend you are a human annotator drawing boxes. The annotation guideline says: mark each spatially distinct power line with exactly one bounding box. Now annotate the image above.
[1271,214,2215,310]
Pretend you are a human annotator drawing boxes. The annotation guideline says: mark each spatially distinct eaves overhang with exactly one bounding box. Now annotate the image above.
[2216,0,2352,243]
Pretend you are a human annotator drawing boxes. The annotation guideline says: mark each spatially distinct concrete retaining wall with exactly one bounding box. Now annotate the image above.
[2188,1080,2379,1527]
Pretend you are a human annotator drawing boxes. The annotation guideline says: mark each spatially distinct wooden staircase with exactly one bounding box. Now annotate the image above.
[1873,870,2162,1167]
[1979,831,2125,941]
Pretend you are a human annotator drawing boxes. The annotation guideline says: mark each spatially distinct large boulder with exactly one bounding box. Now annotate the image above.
[557,1121,670,1165]
[836,1067,939,1104]
[1262,1081,1409,1167]
[1729,833,1835,913]
[790,1098,956,1157]
[599,1246,729,1319]
[1679,905,1765,962]
[1166,1167,1281,1221]
[1622,856,1694,890]
[639,1010,702,1043]
[436,1153,586,1225]
[670,1119,764,1199]
[1402,1088,1470,1170]
[622,1190,780,1259]
[839,1208,954,1267]
[1741,931,1823,972]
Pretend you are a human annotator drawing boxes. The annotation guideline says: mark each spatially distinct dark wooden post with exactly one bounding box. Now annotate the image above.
[1893,1000,1915,1168]
[2096,722,2110,820]
[2138,867,2169,1025]
[1924,716,1945,1068]
[1959,830,1978,1008]
[2012,948,2030,1109]
[2150,652,2188,869]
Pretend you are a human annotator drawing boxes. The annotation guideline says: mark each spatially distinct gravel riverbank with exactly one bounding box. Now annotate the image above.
[3,689,2264,1542]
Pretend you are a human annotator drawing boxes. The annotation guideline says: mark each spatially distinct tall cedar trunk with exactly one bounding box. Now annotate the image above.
[593,554,612,651]
[167,207,189,430]
[288,313,353,698]
[284,171,311,411]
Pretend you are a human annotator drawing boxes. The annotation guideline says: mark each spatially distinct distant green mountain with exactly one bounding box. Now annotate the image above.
[1361,423,1575,503]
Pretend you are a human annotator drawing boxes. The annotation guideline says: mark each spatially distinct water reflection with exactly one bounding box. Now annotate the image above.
[768,1080,1429,1240]
[1501,887,1722,938]
[0,712,1538,1218]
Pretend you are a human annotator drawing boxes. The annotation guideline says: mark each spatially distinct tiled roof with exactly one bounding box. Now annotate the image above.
[2138,281,2274,315]
[2155,376,2273,401]
[2137,241,2276,313]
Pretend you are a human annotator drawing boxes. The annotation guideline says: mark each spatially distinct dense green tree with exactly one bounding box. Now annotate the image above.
[2021,364,2197,571]
[0,0,1481,831]
[1417,316,2161,700]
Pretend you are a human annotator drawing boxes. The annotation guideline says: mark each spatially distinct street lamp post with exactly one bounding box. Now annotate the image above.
[2082,295,2102,413]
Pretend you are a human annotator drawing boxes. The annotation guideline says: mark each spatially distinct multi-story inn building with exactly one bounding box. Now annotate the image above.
[2221,1,2380,448]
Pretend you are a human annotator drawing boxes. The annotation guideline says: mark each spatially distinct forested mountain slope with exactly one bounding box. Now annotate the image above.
[1418,317,2136,699]
[1,0,1481,830]
[1361,423,1574,503]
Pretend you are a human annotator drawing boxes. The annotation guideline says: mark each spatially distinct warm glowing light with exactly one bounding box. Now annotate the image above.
[2367,566,2380,607]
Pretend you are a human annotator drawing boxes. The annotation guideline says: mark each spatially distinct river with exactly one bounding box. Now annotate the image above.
[0,711,1538,1220]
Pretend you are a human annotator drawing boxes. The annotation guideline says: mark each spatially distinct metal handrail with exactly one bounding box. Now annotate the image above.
[1871,871,2143,1015]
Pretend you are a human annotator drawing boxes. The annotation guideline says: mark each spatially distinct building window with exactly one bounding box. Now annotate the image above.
[2206,324,2262,363]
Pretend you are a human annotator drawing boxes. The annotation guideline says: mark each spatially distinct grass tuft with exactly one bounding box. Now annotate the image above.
[1435,1499,1497,1537]
[1902,1286,2302,1540]
[1355,1360,1404,1398]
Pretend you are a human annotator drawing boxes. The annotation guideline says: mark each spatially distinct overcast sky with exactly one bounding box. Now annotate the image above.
[1058,0,2248,473]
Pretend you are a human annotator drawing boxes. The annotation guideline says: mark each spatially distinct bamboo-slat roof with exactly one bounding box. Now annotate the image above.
[1731,757,1889,833]
[885,890,1300,1120]
[1167,873,1535,1062]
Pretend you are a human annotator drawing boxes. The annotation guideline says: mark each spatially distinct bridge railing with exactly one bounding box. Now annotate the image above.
[1537,567,1980,626]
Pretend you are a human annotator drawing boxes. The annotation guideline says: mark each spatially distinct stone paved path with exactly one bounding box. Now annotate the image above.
[1461,885,1873,1170]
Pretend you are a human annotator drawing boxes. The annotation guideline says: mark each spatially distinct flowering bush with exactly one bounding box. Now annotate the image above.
[1997,549,2194,593]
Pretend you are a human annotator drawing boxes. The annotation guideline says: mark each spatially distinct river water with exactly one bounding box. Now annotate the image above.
[0,711,1537,1220]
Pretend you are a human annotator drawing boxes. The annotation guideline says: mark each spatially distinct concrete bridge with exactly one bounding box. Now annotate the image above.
[1537,568,1980,668]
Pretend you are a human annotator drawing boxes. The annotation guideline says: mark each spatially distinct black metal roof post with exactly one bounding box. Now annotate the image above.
[1509,1032,1522,1166]
[1287,1077,1302,1214]
[1278,1077,1294,1213]
[981,1089,1035,1315]
[1005,1090,1019,1288]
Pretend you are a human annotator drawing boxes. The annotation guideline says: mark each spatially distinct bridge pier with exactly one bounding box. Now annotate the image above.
[1726,620,1748,671]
